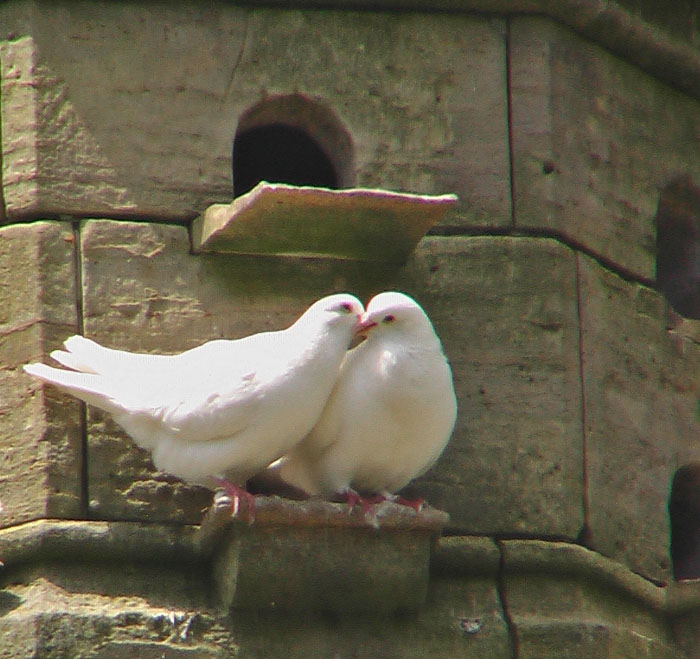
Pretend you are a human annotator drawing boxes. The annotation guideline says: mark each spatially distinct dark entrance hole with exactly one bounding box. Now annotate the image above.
[232,94,354,199]
[233,123,339,198]
[656,178,700,318]
[669,463,700,580]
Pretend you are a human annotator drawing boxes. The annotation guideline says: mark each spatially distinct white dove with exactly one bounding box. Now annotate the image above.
[24,293,364,518]
[274,291,457,514]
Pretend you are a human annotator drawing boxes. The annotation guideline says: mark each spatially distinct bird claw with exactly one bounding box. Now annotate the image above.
[340,489,388,526]
[213,478,256,524]
[395,495,426,513]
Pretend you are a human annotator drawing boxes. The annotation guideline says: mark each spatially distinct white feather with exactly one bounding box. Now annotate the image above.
[277,291,457,497]
[24,293,364,488]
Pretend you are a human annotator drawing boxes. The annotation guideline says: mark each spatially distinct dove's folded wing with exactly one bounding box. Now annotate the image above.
[28,334,285,444]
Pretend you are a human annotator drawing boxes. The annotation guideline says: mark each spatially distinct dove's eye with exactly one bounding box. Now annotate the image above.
[382,314,395,324]
[339,302,354,313]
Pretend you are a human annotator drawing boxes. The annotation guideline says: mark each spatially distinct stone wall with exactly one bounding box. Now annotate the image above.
[3,1,700,656]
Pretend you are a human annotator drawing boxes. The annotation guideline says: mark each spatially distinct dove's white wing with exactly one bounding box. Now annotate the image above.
[30,333,283,439]
[135,332,301,440]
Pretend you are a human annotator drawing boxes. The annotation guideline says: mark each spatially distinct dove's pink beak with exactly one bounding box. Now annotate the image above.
[355,316,378,336]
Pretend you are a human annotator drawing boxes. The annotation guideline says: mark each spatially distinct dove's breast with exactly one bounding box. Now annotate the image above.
[312,341,456,495]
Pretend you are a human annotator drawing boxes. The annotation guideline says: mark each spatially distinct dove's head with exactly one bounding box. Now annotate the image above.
[296,293,364,336]
[356,291,437,343]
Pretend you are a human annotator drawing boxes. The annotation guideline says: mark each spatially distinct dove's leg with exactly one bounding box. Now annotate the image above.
[213,477,256,523]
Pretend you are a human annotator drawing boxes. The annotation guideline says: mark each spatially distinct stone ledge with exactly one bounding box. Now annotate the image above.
[499,539,681,656]
[205,495,448,613]
[500,539,666,611]
[0,497,449,615]
[191,182,458,261]
[431,535,501,578]
[0,519,201,568]
[437,536,700,618]
[0,498,448,569]
[4,524,700,655]
[200,494,449,546]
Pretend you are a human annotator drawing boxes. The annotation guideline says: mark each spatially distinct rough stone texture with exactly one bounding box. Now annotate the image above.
[501,540,676,658]
[0,3,509,227]
[0,221,77,333]
[670,580,700,659]
[0,522,507,657]
[80,219,394,523]
[0,563,508,658]
[579,253,700,583]
[0,36,138,221]
[510,16,700,281]
[0,222,82,528]
[220,534,509,656]
[228,1,700,102]
[7,523,699,657]
[0,568,231,658]
[214,524,432,613]
[228,573,510,658]
[203,496,447,613]
[395,236,585,538]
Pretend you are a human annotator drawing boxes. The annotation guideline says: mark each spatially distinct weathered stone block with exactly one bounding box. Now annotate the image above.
[212,515,434,614]
[395,236,585,538]
[0,221,81,528]
[229,535,510,657]
[0,573,231,658]
[0,221,77,333]
[501,540,675,658]
[428,536,511,656]
[669,579,700,658]
[0,519,226,655]
[80,219,392,523]
[1,2,509,227]
[510,16,700,281]
[1,328,83,528]
[0,521,511,657]
[579,254,700,583]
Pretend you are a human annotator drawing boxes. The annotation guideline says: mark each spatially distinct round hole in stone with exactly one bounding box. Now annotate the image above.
[656,177,700,318]
[234,124,338,197]
[233,94,354,198]
[669,463,700,580]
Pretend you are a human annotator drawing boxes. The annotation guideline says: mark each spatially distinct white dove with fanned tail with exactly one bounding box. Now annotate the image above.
[274,291,457,511]
[24,294,364,515]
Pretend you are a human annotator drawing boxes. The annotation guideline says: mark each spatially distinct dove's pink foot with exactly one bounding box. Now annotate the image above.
[213,478,256,523]
[340,489,385,516]
[394,496,426,513]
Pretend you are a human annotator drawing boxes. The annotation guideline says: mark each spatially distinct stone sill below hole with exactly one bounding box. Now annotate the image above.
[191,182,458,262]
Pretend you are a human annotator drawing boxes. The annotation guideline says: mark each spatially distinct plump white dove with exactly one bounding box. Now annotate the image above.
[24,293,364,517]
[274,291,457,514]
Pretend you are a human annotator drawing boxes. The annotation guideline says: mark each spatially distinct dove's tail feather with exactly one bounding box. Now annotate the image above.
[51,335,168,376]
[49,335,104,373]
[51,335,128,374]
[23,362,121,413]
